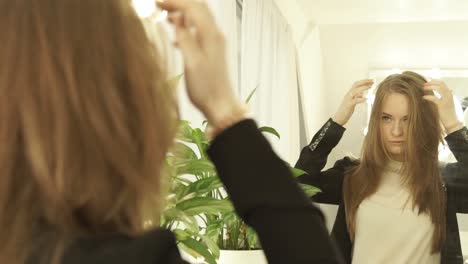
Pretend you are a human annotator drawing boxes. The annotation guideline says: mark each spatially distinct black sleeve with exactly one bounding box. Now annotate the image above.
[208,119,343,264]
[442,127,468,213]
[295,119,358,205]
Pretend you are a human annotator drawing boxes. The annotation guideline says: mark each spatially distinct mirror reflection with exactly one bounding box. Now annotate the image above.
[143,0,468,263]
[272,1,468,264]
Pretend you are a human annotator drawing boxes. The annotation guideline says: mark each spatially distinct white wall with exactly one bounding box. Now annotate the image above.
[297,27,327,140]
[317,21,468,230]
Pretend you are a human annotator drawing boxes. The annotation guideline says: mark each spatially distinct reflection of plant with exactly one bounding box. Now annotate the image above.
[158,81,320,263]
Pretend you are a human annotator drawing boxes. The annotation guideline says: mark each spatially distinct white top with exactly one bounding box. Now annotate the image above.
[351,161,441,264]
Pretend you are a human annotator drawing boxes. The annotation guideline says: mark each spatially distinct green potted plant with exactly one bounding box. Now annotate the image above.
[160,118,320,264]
[155,80,320,263]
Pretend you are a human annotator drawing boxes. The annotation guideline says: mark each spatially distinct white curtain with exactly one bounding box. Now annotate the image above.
[240,0,300,163]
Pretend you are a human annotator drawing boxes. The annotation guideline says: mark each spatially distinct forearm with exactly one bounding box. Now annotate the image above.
[208,119,341,264]
[445,126,468,166]
[295,118,345,177]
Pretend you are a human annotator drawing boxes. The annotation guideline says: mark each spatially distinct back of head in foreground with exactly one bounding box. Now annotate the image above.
[0,0,178,262]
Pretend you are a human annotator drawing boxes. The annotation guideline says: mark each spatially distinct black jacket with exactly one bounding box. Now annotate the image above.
[34,119,342,264]
[296,118,468,264]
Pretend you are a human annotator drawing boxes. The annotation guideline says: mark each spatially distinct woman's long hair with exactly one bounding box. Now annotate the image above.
[0,0,178,262]
[343,71,446,253]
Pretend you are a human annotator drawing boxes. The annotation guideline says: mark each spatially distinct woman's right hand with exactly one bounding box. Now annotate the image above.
[332,79,374,126]
[158,0,244,129]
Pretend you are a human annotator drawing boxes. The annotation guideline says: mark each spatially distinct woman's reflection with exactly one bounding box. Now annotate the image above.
[296,71,468,263]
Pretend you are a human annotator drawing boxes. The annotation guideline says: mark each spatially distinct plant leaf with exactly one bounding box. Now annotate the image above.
[192,128,208,144]
[176,197,234,216]
[245,84,260,104]
[177,120,195,143]
[205,221,223,242]
[170,142,198,161]
[246,226,261,249]
[221,213,243,250]
[184,177,223,197]
[192,128,209,158]
[230,219,243,249]
[290,167,307,177]
[173,176,193,185]
[174,229,221,260]
[199,234,220,259]
[221,212,238,226]
[179,237,217,264]
[259,126,280,140]
[175,159,216,175]
[167,73,184,90]
[174,229,191,241]
[161,208,200,233]
[299,183,321,197]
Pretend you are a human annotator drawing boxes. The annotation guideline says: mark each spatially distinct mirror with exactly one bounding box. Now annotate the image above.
[284,0,468,260]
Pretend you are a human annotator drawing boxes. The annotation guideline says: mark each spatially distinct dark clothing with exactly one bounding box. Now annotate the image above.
[295,118,468,264]
[42,119,341,264]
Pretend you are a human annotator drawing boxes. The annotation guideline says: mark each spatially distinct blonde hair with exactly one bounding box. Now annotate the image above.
[343,71,446,253]
[0,0,178,262]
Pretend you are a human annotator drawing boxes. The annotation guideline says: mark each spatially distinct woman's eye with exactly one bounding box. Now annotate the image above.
[382,116,391,121]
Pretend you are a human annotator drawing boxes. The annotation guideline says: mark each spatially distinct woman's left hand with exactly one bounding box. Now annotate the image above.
[423,80,463,134]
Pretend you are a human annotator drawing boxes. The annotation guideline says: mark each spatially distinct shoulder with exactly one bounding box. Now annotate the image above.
[333,156,360,170]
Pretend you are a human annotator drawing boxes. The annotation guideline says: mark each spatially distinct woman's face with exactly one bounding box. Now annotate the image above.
[380,92,409,161]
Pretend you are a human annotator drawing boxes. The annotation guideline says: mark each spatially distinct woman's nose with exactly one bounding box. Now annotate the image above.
[391,122,403,137]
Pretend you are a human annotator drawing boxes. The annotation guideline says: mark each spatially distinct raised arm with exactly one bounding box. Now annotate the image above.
[295,119,357,204]
[296,80,371,204]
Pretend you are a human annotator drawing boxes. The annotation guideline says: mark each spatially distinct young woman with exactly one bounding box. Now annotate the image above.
[296,71,468,264]
[0,0,340,263]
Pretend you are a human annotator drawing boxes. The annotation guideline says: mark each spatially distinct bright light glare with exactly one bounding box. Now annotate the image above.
[132,0,157,18]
